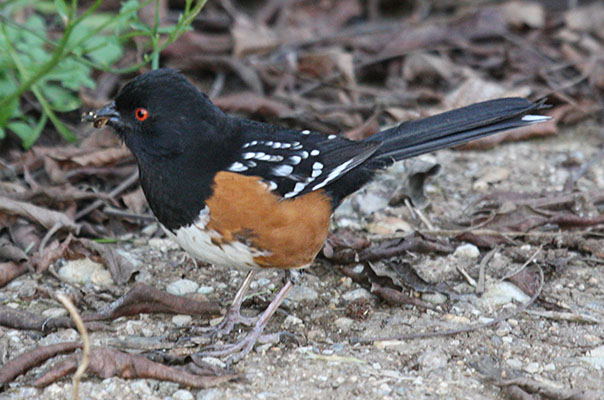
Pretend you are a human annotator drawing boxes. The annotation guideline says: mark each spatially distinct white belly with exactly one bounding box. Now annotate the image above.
[162,206,268,270]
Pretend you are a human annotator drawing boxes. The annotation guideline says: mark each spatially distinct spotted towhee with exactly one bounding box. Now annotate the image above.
[84,68,549,361]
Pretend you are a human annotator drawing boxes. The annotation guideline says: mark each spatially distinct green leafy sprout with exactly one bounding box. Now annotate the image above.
[0,0,207,148]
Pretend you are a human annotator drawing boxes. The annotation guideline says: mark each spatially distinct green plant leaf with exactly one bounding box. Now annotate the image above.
[39,83,81,112]
[7,120,35,147]
[85,35,123,65]
[53,0,69,24]
[0,77,21,124]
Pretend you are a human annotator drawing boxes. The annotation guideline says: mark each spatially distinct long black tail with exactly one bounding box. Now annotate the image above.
[365,97,550,169]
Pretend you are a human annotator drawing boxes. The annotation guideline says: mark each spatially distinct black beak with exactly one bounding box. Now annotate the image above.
[82,101,121,128]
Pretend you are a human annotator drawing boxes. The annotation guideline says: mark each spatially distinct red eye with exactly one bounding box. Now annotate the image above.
[135,108,148,121]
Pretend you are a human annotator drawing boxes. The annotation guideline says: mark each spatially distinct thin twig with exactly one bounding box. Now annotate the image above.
[404,198,435,230]
[456,266,477,288]
[56,293,90,400]
[501,246,542,282]
[102,206,155,222]
[39,222,63,253]
[75,171,139,220]
[477,247,499,296]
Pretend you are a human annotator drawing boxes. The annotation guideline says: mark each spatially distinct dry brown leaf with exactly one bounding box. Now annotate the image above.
[30,235,74,273]
[0,261,29,287]
[444,75,532,109]
[473,167,511,192]
[0,237,28,262]
[0,196,78,232]
[232,19,280,57]
[70,146,132,167]
[402,53,459,84]
[122,187,148,214]
[214,92,292,118]
[299,48,355,84]
[8,220,40,254]
[43,157,66,184]
[163,31,232,57]
[79,129,122,150]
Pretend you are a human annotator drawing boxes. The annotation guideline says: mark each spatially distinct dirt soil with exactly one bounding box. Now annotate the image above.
[1,122,603,400]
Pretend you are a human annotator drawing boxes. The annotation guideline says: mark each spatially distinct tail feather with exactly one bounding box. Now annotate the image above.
[366,97,550,168]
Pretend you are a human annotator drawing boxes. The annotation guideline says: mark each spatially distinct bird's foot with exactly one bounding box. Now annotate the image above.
[194,280,293,363]
[203,306,258,340]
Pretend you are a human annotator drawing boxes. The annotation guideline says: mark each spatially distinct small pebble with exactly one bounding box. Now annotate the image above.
[479,281,530,308]
[286,285,319,302]
[422,292,447,305]
[42,307,67,319]
[200,356,226,369]
[342,288,373,302]
[173,389,194,400]
[257,277,271,287]
[129,380,152,395]
[167,279,199,295]
[334,317,354,332]
[172,315,192,326]
[197,286,214,295]
[453,243,480,259]
[418,348,448,371]
[524,362,540,374]
[58,258,112,285]
[506,358,522,369]
[283,315,303,328]
[376,382,392,396]
[352,265,364,274]
[197,389,223,400]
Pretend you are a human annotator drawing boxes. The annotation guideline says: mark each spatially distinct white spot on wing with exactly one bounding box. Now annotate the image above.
[257,154,283,162]
[228,162,248,172]
[328,134,337,140]
[273,164,294,176]
[310,149,320,156]
[284,182,308,198]
[289,155,302,165]
[312,158,354,190]
[301,130,310,135]
[522,115,551,122]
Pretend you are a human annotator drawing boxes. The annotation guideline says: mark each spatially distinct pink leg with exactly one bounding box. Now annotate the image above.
[205,270,258,338]
[193,280,293,363]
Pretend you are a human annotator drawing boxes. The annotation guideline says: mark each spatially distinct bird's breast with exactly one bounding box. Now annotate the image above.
[166,172,333,270]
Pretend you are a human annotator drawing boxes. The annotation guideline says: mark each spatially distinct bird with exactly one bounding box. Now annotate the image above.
[84,68,550,361]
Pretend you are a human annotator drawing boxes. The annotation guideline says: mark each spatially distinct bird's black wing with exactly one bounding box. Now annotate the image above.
[225,121,380,199]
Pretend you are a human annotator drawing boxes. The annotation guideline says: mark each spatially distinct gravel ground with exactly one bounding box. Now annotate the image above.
[1,123,603,399]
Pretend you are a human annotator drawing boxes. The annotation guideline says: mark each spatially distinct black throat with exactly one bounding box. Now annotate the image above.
[132,119,239,232]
